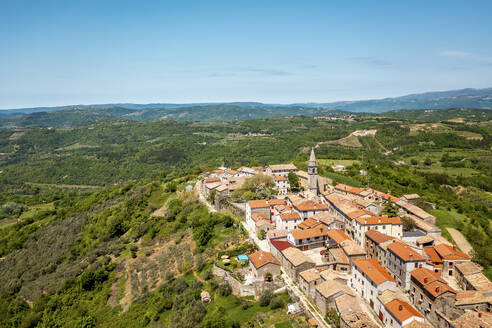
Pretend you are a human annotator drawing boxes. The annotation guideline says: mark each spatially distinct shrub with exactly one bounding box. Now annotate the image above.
[218,283,232,296]
[270,296,284,309]
[259,289,274,307]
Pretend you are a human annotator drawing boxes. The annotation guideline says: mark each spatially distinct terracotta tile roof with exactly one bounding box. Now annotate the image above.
[416,235,434,244]
[282,247,315,266]
[205,177,221,183]
[340,312,379,328]
[294,200,329,212]
[268,198,287,206]
[224,169,237,175]
[346,209,376,219]
[255,219,273,228]
[298,218,322,229]
[308,318,318,327]
[290,226,329,240]
[249,250,280,269]
[206,182,222,189]
[251,213,268,222]
[384,299,423,324]
[377,289,405,305]
[316,279,355,299]
[353,258,395,285]
[252,166,264,171]
[299,268,323,283]
[365,229,395,245]
[271,239,292,251]
[410,267,441,286]
[403,194,421,200]
[335,294,361,314]
[268,163,297,171]
[396,200,434,220]
[403,320,431,328]
[455,261,482,276]
[335,184,363,195]
[323,193,349,205]
[248,200,269,209]
[329,247,349,264]
[280,212,301,221]
[355,216,402,225]
[211,169,224,174]
[267,229,288,240]
[454,291,492,306]
[340,240,366,256]
[274,175,288,181]
[423,247,442,264]
[434,244,471,261]
[387,241,426,262]
[450,310,492,328]
[463,272,492,292]
[423,280,456,298]
[327,229,351,244]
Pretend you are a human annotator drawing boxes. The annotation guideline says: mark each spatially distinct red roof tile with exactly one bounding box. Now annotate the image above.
[387,241,426,262]
[353,258,395,285]
[384,299,422,323]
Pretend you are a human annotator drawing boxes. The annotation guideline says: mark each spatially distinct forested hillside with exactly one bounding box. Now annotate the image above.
[1,109,492,327]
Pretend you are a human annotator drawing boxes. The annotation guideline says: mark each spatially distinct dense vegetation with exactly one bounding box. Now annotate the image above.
[0,107,491,326]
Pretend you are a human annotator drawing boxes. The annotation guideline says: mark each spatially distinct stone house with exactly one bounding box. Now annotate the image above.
[386,240,427,290]
[298,268,323,300]
[352,216,403,248]
[314,279,355,316]
[350,258,397,310]
[265,163,298,177]
[365,229,395,259]
[379,299,425,328]
[248,250,281,279]
[409,267,457,327]
[280,247,315,281]
[287,226,329,250]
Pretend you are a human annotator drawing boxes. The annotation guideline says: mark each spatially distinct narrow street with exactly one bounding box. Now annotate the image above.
[282,269,331,328]
[196,181,330,327]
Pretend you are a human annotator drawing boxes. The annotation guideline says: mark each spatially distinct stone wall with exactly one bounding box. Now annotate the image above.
[213,264,282,298]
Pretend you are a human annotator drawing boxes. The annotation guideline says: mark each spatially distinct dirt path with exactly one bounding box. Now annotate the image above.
[447,228,473,255]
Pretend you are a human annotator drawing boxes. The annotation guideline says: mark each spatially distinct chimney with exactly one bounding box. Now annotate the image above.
[410,254,413,260]
[435,286,440,293]
[424,277,428,284]
[378,218,381,223]
[398,305,403,311]
[453,245,456,251]
[478,312,482,318]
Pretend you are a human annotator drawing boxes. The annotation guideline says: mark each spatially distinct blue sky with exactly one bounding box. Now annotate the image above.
[1,0,492,108]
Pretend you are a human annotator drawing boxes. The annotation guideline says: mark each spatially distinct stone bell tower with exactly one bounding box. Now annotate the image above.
[308,148,319,195]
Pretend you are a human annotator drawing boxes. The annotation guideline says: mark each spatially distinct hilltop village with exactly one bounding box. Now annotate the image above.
[200,149,492,328]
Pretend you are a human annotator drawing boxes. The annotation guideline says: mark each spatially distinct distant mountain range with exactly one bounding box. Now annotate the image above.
[1,87,491,127]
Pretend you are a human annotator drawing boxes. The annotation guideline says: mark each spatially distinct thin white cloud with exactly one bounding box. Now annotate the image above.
[439,50,492,63]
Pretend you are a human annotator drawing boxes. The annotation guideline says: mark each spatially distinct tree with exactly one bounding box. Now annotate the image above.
[288,171,300,191]
[401,217,417,231]
[424,157,432,166]
[325,308,341,328]
[218,283,232,296]
[264,272,273,282]
[410,159,418,166]
[259,289,274,307]
[255,184,271,200]
[270,296,284,309]
[382,201,398,217]
[208,190,216,204]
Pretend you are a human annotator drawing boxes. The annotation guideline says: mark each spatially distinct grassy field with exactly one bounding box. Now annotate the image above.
[430,208,468,244]
[318,159,361,167]
[322,171,361,187]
